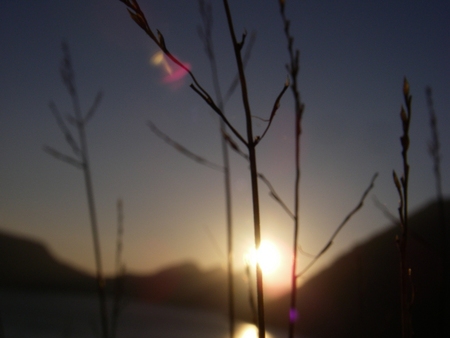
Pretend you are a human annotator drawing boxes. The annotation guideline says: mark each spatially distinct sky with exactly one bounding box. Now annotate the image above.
[1,0,449,295]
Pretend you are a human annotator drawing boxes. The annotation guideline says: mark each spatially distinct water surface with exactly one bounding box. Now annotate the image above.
[0,290,302,337]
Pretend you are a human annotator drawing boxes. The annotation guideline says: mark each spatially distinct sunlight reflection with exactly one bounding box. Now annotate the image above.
[150,51,190,85]
[234,323,274,338]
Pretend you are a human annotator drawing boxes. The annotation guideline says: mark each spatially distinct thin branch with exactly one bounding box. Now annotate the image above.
[223,131,297,221]
[221,0,266,335]
[149,116,294,229]
[43,146,83,169]
[190,84,247,145]
[84,91,103,125]
[297,245,316,259]
[111,198,125,338]
[46,41,109,338]
[223,131,249,160]
[278,2,305,336]
[296,172,378,278]
[197,2,235,336]
[425,85,447,336]
[201,223,225,259]
[257,172,294,219]
[223,32,257,105]
[372,195,400,225]
[147,121,224,172]
[255,78,289,145]
[48,101,81,156]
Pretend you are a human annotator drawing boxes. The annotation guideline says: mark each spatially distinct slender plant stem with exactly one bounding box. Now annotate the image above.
[111,199,125,338]
[393,78,412,338]
[198,1,235,334]
[48,43,109,338]
[296,173,378,279]
[425,86,447,335]
[222,128,235,338]
[76,89,109,338]
[197,1,235,334]
[277,2,304,336]
[221,1,265,336]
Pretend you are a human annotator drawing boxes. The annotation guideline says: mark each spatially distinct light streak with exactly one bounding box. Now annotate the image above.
[150,51,190,85]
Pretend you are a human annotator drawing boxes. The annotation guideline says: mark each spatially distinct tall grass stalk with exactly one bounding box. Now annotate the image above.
[222,2,288,335]
[425,86,447,335]
[44,42,108,338]
[393,78,413,338]
[111,198,125,338]
[119,1,289,336]
[197,1,234,335]
[277,2,304,336]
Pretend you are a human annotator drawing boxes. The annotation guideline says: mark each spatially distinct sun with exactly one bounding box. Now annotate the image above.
[244,240,281,276]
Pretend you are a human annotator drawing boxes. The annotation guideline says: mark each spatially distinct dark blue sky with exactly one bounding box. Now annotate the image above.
[1,0,449,293]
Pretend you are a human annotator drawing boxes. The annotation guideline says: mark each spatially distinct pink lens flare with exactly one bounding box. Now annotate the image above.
[162,62,191,83]
[151,51,191,85]
[289,308,298,323]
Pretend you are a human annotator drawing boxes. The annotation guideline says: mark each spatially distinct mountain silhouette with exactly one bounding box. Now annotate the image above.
[1,198,448,336]
[267,198,449,337]
[0,231,95,292]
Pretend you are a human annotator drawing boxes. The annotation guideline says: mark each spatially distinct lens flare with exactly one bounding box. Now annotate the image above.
[150,51,190,85]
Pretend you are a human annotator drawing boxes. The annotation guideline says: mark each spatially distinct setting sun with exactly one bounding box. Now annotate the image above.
[244,240,281,276]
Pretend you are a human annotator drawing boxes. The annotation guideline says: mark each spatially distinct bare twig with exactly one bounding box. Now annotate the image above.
[46,42,108,338]
[425,85,447,336]
[372,195,400,225]
[148,120,224,172]
[223,32,257,105]
[221,1,268,335]
[296,173,378,279]
[149,116,297,236]
[111,199,125,338]
[43,146,83,169]
[197,2,235,336]
[84,92,103,125]
[255,79,289,145]
[48,101,81,156]
[277,1,306,336]
[257,172,294,219]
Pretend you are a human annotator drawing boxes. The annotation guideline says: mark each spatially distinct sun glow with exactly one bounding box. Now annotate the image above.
[244,240,281,276]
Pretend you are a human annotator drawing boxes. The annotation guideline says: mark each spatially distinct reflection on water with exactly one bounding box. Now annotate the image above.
[234,323,274,338]
[0,290,300,337]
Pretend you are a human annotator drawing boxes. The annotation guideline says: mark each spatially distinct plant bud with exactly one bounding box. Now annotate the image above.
[403,78,410,96]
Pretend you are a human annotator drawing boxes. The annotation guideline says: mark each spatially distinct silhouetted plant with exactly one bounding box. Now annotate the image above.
[197,1,237,333]
[425,86,447,336]
[119,1,291,336]
[276,2,303,336]
[276,2,379,337]
[393,78,413,338]
[111,198,126,338]
[44,42,108,338]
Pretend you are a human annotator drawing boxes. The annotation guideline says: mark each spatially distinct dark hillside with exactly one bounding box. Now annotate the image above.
[267,199,450,337]
[0,231,95,292]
